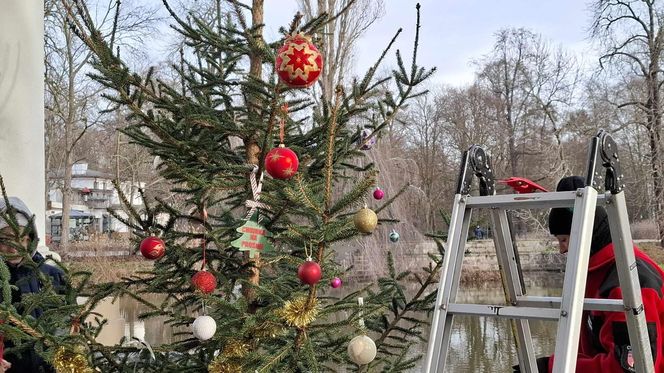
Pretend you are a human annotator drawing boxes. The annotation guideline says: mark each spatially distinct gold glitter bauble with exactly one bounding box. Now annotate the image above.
[353,208,377,233]
[53,346,94,373]
[277,296,320,328]
[208,357,242,373]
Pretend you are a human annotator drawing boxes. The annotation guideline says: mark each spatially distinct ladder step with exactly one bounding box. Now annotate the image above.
[447,303,561,320]
[517,296,625,312]
[464,191,607,209]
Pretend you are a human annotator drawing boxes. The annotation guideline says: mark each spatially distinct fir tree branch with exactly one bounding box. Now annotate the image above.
[324,87,344,211]
[372,254,442,350]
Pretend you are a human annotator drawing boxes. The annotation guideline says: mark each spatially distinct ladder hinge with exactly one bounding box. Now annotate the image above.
[631,304,644,315]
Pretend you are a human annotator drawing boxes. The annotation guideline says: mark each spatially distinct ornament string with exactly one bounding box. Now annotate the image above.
[304,243,313,260]
[279,103,288,144]
[245,165,270,222]
[358,297,365,329]
[200,204,208,271]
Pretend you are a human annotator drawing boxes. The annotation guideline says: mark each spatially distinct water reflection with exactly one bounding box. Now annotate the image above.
[88,295,179,346]
[441,279,561,372]
[88,273,563,372]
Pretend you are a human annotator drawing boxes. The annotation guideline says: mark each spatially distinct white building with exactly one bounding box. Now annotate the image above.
[47,162,144,242]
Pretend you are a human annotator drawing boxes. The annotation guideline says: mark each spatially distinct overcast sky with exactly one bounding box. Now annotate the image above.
[140,1,598,87]
[258,0,598,87]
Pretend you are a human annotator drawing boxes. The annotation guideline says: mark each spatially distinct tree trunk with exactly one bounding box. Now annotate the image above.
[60,23,77,251]
[648,74,664,247]
[60,151,72,249]
[242,0,264,305]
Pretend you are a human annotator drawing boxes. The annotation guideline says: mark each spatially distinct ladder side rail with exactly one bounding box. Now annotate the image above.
[604,192,655,373]
[434,205,474,372]
[491,209,537,373]
[551,187,598,373]
[424,195,470,373]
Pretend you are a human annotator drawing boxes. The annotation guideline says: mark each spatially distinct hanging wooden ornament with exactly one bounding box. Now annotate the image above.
[231,167,273,257]
[231,220,272,258]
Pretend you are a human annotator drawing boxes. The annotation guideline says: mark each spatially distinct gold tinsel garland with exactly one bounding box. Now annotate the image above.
[252,320,284,338]
[222,340,249,358]
[52,346,94,373]
[277,296,320,328]
[208,357,242,373]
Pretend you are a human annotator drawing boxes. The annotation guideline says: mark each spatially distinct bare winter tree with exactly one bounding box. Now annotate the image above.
[475,28,579,183]
[45,0,158,249]
[297,0,385,101]
[591,0,664,246]
[400,94,447,232]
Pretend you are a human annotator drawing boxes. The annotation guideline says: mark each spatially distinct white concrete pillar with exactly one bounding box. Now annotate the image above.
[0,2,46,241]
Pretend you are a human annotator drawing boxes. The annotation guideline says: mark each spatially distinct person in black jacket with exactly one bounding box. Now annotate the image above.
[0,197,66,373]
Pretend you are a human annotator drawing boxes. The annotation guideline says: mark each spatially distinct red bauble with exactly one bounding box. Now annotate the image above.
[191,270,217,294]
[140,236,165,260]
[297,259,322,285]
[265,145,299,179]
[275,32,323,88]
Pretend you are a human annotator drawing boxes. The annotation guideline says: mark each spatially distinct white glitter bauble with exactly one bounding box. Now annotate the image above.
[192,315,217,341]
[347,334,377,365]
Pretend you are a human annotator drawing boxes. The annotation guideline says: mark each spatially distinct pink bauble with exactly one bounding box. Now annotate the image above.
[330,277,342,288]
[373,187,384,200]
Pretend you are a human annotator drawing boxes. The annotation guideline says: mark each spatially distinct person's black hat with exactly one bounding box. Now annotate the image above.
[548,176,585,235]
[548,176,612,254]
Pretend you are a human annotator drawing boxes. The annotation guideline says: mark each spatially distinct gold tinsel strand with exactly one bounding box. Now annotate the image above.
[208,356,242,373]
[277,296,320,328]
[252,320,285,338]
[222,340,249,358]
[53,346,94,373]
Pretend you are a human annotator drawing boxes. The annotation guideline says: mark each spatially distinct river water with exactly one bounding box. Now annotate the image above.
[90,273,563,372]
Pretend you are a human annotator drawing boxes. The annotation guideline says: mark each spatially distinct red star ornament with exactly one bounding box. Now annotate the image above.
[265,144,299,180]
[275,32,323,88]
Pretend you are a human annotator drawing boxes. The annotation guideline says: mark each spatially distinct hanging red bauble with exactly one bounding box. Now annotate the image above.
[297,258,322,285]
[265,144,299,179]
[191,270,217,294]
[140,236,165,260]
[275,32,323,88]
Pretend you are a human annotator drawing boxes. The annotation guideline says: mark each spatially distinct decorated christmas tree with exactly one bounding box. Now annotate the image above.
[0,0,444,371]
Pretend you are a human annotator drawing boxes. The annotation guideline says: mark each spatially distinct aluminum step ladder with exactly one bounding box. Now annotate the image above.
[424,130,655,373]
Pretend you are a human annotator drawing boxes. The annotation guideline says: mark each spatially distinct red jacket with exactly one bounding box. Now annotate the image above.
[547,243,664,372]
